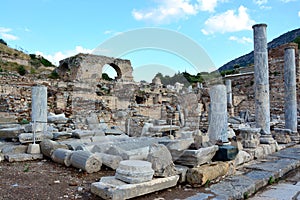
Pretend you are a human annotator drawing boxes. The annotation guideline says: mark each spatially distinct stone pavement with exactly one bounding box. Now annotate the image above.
[250,164,300,200]
[187,144,300,200]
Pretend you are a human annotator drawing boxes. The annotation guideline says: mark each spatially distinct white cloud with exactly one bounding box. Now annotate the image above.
[36,46,93,66]
[104,30,113,35]
[132,0,226,24]
[201,6,255,35]
[0,27,18,41]
[229,36,252,44]
[253,0,267,5]
[298,11,300,17]
[280,0,296,2]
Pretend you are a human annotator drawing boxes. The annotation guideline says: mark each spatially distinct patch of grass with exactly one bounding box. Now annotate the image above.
[268,176,275,185]
[204,179,211,187]
[23,163,30,172]
[243,192,249,199]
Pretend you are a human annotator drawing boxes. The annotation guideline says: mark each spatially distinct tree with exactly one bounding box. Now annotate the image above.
[0,39,7,46]
[102,73,113,81]
[17,66,26,76]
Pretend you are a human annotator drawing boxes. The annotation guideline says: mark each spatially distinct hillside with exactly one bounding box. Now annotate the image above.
[0,40,55,77]
[219,28,300,72]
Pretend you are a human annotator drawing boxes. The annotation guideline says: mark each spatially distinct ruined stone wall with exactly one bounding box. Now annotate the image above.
[57,54,134,82]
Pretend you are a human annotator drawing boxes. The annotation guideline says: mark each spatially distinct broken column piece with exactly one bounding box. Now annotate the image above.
[51,148,73,167]
[31,86,47,133]
[115,160,154,184]
[94,153,122,170]
[284,47,298,133]
[252,24,275,144]
[207,84,228,144]
[70,150,102,173]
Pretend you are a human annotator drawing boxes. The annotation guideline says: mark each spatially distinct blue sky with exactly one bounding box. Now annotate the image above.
[1,0,299,81]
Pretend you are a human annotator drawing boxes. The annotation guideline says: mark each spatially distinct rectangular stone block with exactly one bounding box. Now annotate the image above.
[175,145,219,167]
[213,145,238,161]
[5,153,43,162]
[91,175,179,200]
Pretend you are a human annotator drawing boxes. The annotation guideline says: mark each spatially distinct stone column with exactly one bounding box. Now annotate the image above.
[225,79,234,116]
[207,84,228,144]
[31,86,47,133]
[284,47,297,133]
[252,24,275,144]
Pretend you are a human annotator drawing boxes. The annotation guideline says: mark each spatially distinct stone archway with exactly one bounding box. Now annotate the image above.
[102,63,122,80]
[56,54,133,82]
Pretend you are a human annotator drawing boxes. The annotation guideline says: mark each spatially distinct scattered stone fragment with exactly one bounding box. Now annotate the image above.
[70,150,102,173]
[186,162,231,187]
[47,113,68,124]
[40,139,69,158]
[175,145,219,167]
[0,126,23,139]
[115,160,154,184]
[94,153,122,170]
[1,144,28,154]
[5,153,43,162]
[273,128,292,144]
[147,143,177,177]
[91,175,179,200]
[234,150,252,166]
[51,148,73,167]
[19,133,52,144]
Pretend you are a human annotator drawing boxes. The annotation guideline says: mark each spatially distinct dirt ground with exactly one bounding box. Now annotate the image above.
[0,158,205,200]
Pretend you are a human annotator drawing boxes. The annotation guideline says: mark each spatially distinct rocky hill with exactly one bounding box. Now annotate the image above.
[0,40,55,77]
[219,28,300,72]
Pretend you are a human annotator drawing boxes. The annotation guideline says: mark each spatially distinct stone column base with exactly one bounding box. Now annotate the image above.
[260,135,276,144]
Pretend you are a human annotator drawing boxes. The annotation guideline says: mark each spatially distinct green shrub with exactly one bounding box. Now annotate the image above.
[293,36,300,49]
[48,70,59,79]
[0,39,7,46]
[17,65,26,76]
[102,73,113,81]
[30,68,36,74]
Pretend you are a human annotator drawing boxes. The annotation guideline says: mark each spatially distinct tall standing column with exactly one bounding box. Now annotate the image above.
[31,86,47,133]
[208,84,228,144]
[284,47,297,133]
[252,24,275,144]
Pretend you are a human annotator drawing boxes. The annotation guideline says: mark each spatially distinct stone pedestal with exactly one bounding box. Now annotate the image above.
[284,47,297,132]
[273,128,292,144]
[31,86,47,133]
[27,144,41,154]
[252,24,275,144]
[115,160,154,184]
[208,84,228,144]
[238,128,261,148]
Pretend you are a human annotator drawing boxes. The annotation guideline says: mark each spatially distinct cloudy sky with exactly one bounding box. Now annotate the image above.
[1,0,299,81]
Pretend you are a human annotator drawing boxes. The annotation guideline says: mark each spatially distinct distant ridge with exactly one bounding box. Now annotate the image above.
[218,28,300,72]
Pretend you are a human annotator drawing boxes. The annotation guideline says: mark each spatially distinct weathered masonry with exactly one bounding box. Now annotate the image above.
[56,54,134,82]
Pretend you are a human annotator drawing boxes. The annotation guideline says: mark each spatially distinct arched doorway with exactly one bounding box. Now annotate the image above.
[102,63,122,81]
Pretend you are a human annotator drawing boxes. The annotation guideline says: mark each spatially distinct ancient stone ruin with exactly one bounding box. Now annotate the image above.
[0,24,300,199]
[56,53,134,82]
